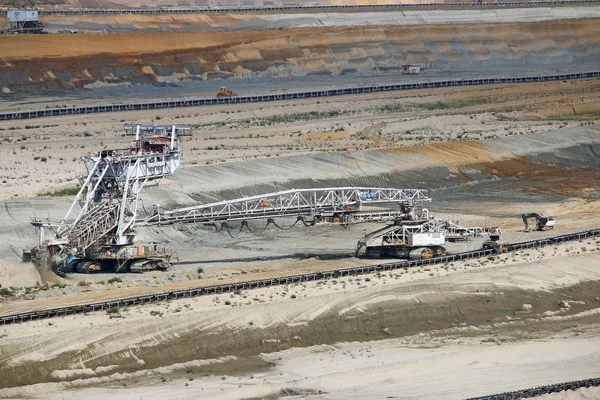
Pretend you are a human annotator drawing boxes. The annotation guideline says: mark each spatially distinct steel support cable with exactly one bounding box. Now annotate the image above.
[271,216,303,230]
[221,222,234,238]
[206,222,221,232]
[139,198,152,216]
[261,218,276,232]
[239,220,253,233]
[301,218,316,227]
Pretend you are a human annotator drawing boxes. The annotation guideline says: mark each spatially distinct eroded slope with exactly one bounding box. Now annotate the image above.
[1,19,599,93]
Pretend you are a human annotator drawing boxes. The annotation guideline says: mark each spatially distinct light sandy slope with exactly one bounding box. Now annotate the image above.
[39,7,600,33]
[0,124,598,312]
[538,388,600,399]
[1,249,600,398]
[26,333,600,400]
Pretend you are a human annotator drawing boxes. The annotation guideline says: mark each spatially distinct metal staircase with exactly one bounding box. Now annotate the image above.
[66,203,120,251]
[32,124,191,257]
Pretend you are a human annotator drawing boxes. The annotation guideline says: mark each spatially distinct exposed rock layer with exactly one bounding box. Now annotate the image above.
[1,19,598,93]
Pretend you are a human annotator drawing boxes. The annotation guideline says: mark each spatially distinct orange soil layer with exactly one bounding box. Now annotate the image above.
[8,0,531,9]
[1,19,598,61]
[1,19,598,94]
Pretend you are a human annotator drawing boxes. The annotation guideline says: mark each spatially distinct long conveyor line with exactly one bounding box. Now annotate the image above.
[1,227,598,325]
[2,71,599,121]
[465,377,600,399]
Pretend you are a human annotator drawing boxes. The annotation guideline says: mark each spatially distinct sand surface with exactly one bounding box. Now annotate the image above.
[0,78,598,200]
[1,17,599,397]
[2,248,600,398]
[27,334,600,400]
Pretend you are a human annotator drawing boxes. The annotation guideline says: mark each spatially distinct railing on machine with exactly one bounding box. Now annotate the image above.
[136,188,431,226]
[67,203,120,251]
[31,124,191,253]
[356,217,491,253]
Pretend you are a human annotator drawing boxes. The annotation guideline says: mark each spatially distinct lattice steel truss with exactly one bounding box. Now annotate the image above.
[138,188,431,226]
[36,124,191,254]
[356,217,490,254]
[32,124,434,260]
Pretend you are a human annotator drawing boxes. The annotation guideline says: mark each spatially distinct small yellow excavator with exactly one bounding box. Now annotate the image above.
[216,87,234,98]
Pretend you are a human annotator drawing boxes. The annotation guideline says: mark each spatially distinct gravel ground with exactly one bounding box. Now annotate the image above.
[38,6,600,34]
[3,62,600,113]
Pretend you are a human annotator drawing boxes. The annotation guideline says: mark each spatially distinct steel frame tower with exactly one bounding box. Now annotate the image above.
[29,123,439,273]
[33,124,191,256]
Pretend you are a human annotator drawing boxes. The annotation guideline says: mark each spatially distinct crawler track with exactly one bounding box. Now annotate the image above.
[466,377,600,399]
[1,71,599,121]
[0,228,598,325]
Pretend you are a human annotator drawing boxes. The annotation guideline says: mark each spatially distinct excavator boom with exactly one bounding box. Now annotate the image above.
[522,213,555,231]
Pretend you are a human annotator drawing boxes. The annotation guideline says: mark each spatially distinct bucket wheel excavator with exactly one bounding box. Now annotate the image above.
[355,217,492,259]
[28,124,438,275]
[29,124,192,275]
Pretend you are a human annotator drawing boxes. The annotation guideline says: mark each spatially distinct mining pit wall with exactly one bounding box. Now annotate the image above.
[0,126,597,272]
[0,19,598,94]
